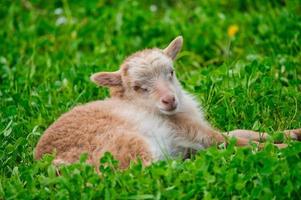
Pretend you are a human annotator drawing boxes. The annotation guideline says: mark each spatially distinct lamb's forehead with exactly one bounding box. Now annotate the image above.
[122,49,173,77]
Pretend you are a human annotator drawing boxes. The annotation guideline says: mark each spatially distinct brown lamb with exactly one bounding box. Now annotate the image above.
[35,36,301,169]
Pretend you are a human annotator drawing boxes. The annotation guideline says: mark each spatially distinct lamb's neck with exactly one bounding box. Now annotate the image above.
[178,91,205,119]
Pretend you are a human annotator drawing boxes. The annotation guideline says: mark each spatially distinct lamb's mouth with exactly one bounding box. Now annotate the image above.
[159,107,178,115]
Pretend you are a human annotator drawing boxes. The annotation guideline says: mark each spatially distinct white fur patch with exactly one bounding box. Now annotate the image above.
[111,91,207,161]
[112,105,175,160]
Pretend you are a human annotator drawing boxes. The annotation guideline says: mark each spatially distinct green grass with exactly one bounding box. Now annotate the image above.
[1,0,301,199]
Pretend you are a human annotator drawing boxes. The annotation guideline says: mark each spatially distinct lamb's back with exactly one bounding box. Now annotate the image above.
[34,99,137,161]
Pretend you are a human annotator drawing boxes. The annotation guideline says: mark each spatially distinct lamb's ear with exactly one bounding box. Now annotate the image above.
[90,71,122,87]
[163,36,183,60]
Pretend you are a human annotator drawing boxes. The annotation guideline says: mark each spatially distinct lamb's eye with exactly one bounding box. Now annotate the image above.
[141,87,148,92]
[169,70,174,80]
[133,85,140,91]
[133,85,148,92]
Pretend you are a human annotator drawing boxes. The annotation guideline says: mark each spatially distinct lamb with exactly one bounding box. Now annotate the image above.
[35,36,301,169]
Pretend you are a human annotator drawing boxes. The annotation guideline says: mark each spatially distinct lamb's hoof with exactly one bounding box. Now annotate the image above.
[53,158,68,166]
[285,128,301,141]
[52,158,69,176]
[274,143,288,149]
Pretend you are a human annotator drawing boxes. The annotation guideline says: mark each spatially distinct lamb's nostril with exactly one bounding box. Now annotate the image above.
[162,99,169,105]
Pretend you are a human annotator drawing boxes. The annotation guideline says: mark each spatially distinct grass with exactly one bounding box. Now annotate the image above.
[1,0,301,199]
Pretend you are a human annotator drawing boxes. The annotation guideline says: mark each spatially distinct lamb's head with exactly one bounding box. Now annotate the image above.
[91,36,184,115]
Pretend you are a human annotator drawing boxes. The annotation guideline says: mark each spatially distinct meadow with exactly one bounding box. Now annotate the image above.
[0,0,301,199]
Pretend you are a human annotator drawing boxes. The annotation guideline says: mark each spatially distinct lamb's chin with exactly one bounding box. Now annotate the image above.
[158,108,178,116]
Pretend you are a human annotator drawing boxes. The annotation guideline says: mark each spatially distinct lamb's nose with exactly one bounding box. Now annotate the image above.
[161,95,176,109]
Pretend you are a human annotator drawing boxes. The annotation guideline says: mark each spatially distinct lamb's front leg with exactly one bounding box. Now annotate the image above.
[169,113,226,149]
[170,113,288,150]
[226,128,301,143]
